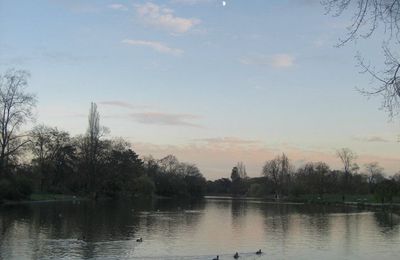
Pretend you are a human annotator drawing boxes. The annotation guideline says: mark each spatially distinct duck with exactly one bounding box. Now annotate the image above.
[212,255,219,260]
[234,252,239,259]
[136,237,143,242]
[256,249,262,255]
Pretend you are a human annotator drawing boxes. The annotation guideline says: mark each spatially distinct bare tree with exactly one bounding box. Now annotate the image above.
[336,148,358,175]
[262,153,293,197]
[336,148,359,194]
[364,161,385,187]
[30,125,71,190]
[0,69,36,175]
[236,161,248,179]
[323,0,400,117]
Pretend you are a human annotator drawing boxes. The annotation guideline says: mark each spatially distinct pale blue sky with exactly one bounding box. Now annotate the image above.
[0,0,399,179]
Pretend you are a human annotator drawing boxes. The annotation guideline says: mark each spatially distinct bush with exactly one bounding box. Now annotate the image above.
[248,183,265,197]
[134,175,155,196]
[0,177,33,201]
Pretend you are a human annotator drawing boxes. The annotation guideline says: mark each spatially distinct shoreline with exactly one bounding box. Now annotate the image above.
[2,194,400,215]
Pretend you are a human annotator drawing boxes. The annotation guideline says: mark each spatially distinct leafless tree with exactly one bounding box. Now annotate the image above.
[364,161,385,184]
[336,148,358,175]
[323,0,400,117]
[29,124,72,191]
[262,153,293,197]
[0,69,36,175]
[236,161,248,179]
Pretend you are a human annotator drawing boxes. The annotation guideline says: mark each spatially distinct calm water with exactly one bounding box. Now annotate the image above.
[0,197,399,260]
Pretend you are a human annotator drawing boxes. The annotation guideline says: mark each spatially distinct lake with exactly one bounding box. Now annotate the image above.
[0,197,399,259]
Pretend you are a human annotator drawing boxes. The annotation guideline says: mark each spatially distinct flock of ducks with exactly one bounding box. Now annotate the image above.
[212,249,263,259]
[81,236,261,259]
[136,237,262,259]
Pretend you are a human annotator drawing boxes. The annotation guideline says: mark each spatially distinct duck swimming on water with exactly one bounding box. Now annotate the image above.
[256,249,262,255]
[212,255,219,260]
[136,238,143,242]
[234,252,239,258]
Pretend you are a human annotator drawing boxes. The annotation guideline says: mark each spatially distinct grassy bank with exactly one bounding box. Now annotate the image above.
[0,193,86,205]
[288,194,400,204]
[29,193,83,202]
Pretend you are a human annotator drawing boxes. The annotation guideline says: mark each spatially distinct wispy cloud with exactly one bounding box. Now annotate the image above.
[271,54,295,68]
[353,136,390,143]
[122,39,183,55]
[240,54,295,68]
[108,3,128,11]
[99,101,149,110]
[135,2,200,33]
[194,137,261,146]
[129,112,202,127]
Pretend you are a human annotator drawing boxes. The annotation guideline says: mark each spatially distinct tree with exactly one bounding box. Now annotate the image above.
[236,162,248,179]
[337,148,359,193]
[323,0,400,117]
[231,166,239,181]
[295,162,330,196]
[0,69,36,175]
[364,162,385,192]
[83,102,108,192]
[230,163,248,196]
[337,148,358,175]
[158,154,180,174]
[29,125,74,191]
[262,153,293,197]
[101,140,144,197]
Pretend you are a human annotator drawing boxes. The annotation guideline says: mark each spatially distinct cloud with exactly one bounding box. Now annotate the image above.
[108,3,128,11]
[122,39,183,55]
[240,54,295,68]
[194,137,261,146]
[271,54,295,68]
[135,2,200,33]
[353,136,390,143]
[129,112,202,127]
[99,101,149,110]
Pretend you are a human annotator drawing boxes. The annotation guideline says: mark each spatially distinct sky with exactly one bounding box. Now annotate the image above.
[0,0,399,179]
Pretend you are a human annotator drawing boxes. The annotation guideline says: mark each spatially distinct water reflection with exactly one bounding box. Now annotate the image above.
[0,198,399,259]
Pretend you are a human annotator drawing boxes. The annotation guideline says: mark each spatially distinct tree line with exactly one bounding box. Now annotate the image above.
[0,69,206,201]
[207,152,400,203]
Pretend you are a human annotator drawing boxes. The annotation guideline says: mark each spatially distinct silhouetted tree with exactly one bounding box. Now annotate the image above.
[81,102,108,193]
[230,162,248,196]
[0,69,36,175]
[262,153,293,197]
[101,139,144,197]
[29,125,74,191]
[337,148,359,193]
[295,162,330,196]
[363,162,385,192]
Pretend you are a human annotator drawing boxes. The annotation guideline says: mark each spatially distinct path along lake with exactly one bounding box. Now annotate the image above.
[0,197,399,259]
